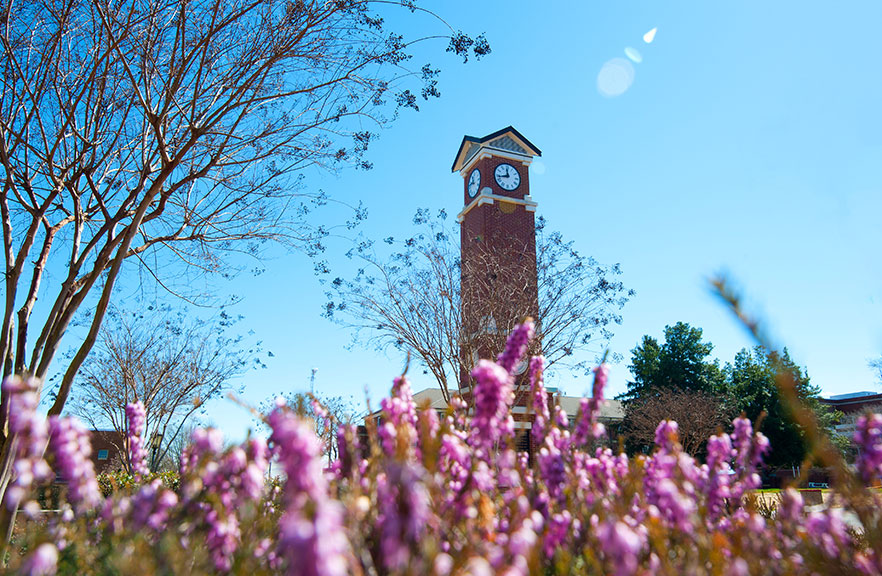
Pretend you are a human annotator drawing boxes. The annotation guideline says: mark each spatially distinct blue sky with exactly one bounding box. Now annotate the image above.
[190,1,882,435]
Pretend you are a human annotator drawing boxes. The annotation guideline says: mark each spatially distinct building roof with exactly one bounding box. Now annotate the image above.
[450,126,542,173]
[412,387,451,410]
[827,391,877,400]
[557,395,625,421]
[820,391,882,412]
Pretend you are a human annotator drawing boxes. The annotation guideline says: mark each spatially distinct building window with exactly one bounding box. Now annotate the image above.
[97,450,109,460]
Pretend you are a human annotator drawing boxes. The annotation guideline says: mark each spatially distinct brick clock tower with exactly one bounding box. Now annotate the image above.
[451,126,542,432]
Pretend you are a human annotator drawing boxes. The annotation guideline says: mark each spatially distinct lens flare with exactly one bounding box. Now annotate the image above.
[531,160,546,175]
[624,47,643,63]
[643,27,657,44]
[597,58,635,98]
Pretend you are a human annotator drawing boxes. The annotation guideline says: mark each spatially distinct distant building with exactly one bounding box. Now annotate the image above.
[555,394,625,427]
[88,429,127,475]
[452,126,542,424]
[46,430,125,509]
[820,391,882,438]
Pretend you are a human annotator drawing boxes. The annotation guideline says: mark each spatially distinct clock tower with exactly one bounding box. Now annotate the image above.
[451,126,542,422]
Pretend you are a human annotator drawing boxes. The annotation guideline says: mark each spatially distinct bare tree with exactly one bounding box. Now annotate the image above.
[157,421,199,473]
[259,391,356,466]
[622,387,736,457]
[0,0,487,537]
[68,305,258,472]
[871,358,882,388]
[322,210,633,401]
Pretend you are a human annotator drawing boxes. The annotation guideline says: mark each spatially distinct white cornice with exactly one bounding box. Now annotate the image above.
[458,147,534,176]
[457,192,538,222]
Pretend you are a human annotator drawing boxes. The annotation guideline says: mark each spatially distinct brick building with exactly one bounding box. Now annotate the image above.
[452,126,542,421]
[820,391,882,438]
[88,429,126,474]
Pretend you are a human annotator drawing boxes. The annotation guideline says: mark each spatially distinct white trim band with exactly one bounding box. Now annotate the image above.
[457,192,538,222]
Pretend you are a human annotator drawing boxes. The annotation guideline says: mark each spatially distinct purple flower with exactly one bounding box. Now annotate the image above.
[529,356,550,445]
[543,510,573,558]
[574,449,615,504]
[573,396,605,448]
[268,406,349,575]
[642,425,704,533]
[438,431,471,512]
[496,320,534,374]
[176,429,269,571]
[377,463,431,571]
[241,438,270,501]
[777,488,803,524]
[333,424,357,479]
[278,501,348,576]
[854,413,882,484]
[8,359,882,574]
[205,508,240,572]
[806,508,850,559]
[2,377,51,511]
[20,542,58,576]
[727,417,768,500]
[311,399,329,421]
[703,433,734,524]
[573,364,609,446]
[379,376,418,458]
[130,479,178,532]
[731,416,768,471]
[592,363,609,402]
[504,510,541,573]
[654,420,679,452]
[651,477,696,532]
[48,416,101,512]
[537,435,567,505]
[125,401,149,480]
[597,519,644,576]
[469,360,515,456]
[419,403,440,438]
[181,427,225,478]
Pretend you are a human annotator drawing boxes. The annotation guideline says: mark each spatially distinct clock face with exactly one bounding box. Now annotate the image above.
[468,168,481,197]
[494,163,520,191]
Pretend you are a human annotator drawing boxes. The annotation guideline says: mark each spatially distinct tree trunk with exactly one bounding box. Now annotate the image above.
[0,434,18,563]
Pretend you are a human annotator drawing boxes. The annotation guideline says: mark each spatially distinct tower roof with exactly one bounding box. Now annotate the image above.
[451,126,541,173]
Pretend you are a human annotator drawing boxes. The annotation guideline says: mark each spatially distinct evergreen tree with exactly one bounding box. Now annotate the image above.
[726,346,841,468]
[621,322,724,402]
[622,323,844,468]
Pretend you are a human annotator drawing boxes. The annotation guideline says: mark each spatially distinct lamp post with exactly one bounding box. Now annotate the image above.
[149,433,164,472]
